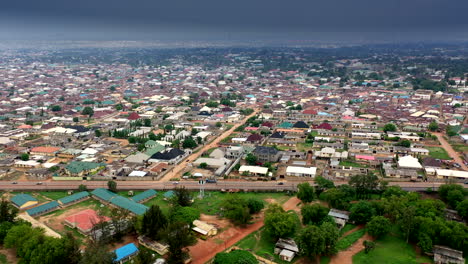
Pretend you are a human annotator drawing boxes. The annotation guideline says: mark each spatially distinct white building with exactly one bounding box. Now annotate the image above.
[286,166,317,177]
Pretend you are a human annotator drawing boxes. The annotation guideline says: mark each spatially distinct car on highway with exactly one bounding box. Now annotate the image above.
[172,181,179,184]
[36,182,43,185]
[453,163,461,168]
[277,182,284,185]
[206,179,217,183]
[11,181,17,184]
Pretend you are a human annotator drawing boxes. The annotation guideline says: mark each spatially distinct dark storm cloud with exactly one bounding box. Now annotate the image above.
[1,0,468,41]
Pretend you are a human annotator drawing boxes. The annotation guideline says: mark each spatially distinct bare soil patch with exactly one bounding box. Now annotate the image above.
[0,246,18,264]
[39,204,96,233]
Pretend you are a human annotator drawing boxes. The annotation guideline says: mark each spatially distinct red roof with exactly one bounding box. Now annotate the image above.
[17,124,32,129]
[127,112,141,120]
[317,123,333,130]
[247,134,263,142]
[302,109,318,115]
[261,122,274,128]
[64,209,111,232]
[30,146,61,153]
[356,155,376,161]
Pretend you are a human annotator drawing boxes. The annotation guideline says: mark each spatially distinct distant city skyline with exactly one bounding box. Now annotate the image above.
[1,0,468,43]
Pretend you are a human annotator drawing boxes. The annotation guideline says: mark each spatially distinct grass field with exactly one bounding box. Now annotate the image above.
[0,254,7,264]
[336,228,366,251]
[39,191,69,200]
[339,223,357,236]
[450,142,468,153]
[191,191,292,215]
[339,160,367,168]
[297,143,314,152]
[426,147,452,160]
[353,235,433,264]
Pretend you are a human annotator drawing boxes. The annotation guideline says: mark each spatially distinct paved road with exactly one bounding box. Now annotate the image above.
[159,108,260,181]
[0,180,460,192]
[432,132,467,170]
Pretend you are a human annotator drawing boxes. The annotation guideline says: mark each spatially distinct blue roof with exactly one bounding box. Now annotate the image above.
[11,194,37,207]
[114,243,139,262]
[26,201,60,216]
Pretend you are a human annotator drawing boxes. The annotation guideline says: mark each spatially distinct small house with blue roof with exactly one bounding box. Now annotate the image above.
[114,243,139,264]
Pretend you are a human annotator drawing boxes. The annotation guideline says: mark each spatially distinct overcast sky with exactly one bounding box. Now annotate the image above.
[1,0,468,42]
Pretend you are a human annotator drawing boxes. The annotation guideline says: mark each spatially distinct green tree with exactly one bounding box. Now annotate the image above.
[172,187,193,207]
[349,174,379,199]
[107,180,117,192]
[0,199,18,223]
[73,117,79,122]
[456,199,468,220]
[383,123,397,132]
[51,105,62,112]
[428,121,439,132]
[205,101,219,108]
[20,153,29,161]
[301,203,330,225]
[366,216,391,239]
[143,119,152,127]
[396,139,411,148]
[438,184,466,208]
[164,221,197,264]
[315,176,335,194]
[139,205,168,241]
[199,162,208,169]
[182,136,197,149]
[213,250,258,264]
[297,222,339,258]
[81,106,94,117]
[245,153,258,165]
[215,122,222,128]
[246,198,264,214]
[95,129,102,137]
[78,184,88,192]
[264,204,297,239]
[80,240,115,264]
[170,206,200,226]
[297,182,315,203]
[350,201,376,224]
[221,196,251,225]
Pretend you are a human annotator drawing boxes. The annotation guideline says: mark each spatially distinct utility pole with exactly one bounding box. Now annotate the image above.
[198,178,205,198]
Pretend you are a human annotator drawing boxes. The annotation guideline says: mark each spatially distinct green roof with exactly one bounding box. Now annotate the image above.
[11,194,37,207]
[144,144,165,156]
[58,191,89,205]
[278,122,293,128]
[26,201,59,216]
[163,191,174,198]
[91,188,117,202]
[101,100,115,105]
[109,196,148,215]
[65,161,106,174]
[131,190,157,203]
[91,188,148,215]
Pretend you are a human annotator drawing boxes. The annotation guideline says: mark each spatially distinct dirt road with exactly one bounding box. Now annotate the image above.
[432,133,467,170]
[329,232,373,264]
[188,196,300,264]
[160,109,259,182]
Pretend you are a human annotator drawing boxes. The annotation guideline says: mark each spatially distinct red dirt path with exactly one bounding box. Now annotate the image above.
[329,233,373,264]
[188,196,301,264]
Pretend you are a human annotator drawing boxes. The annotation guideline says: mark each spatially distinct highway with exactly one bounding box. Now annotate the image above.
[0,180,460,192]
